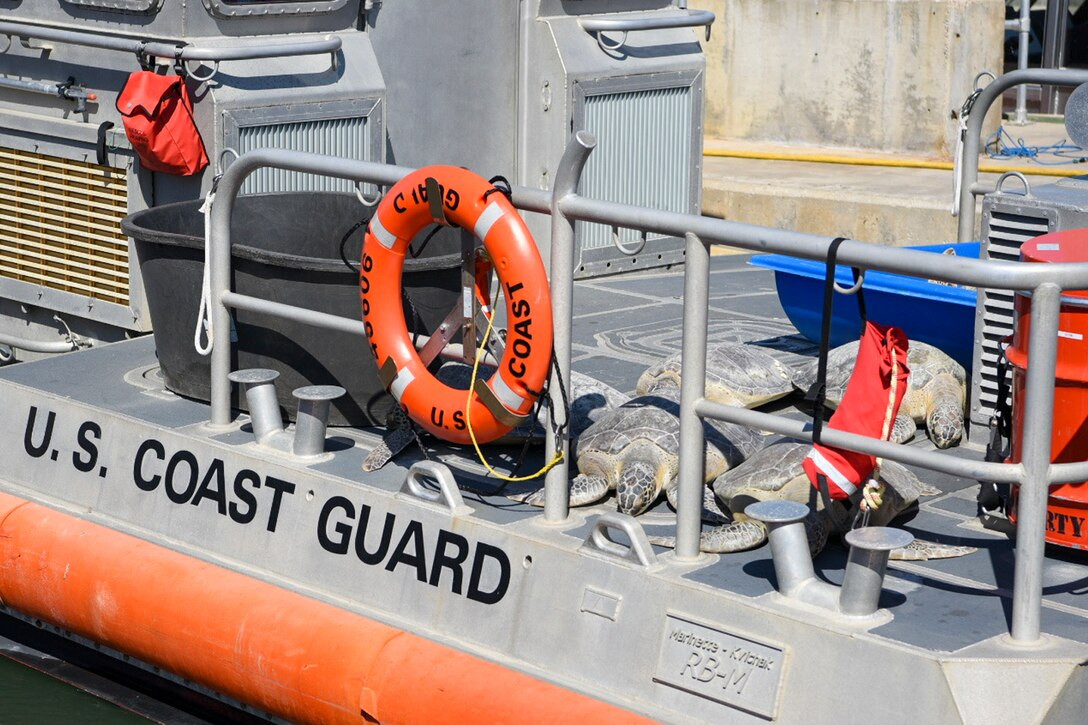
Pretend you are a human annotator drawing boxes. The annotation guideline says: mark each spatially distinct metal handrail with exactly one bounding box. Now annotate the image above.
[0,19,341,64]
[208,140,1088,648]
[956,68,1088,243]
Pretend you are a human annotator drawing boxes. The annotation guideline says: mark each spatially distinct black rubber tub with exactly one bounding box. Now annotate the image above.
[123,192,461,427]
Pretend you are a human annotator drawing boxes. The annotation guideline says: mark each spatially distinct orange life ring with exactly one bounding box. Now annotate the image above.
[360,166,554,444]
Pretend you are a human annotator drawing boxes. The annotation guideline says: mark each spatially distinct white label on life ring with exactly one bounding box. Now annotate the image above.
[390,366,416,400]
[1058,330,1084,340]
[473,202,505,243]
[370,214,398,250]
[1038,243,1061,251]
[490,370,528,412]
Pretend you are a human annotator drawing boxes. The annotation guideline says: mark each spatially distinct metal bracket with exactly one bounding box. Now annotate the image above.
[580,513,657,567]
[399,461,473,517]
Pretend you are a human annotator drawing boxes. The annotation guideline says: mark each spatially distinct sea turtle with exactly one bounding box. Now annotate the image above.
[636,342,795,409]
[648,438,976,560]
[361,364,629,471]
[793,340,967,449]
[516,382,763,517]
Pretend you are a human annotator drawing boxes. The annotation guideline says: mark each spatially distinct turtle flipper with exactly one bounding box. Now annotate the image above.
[362,420,416,472]
[890,414,917,444]
[509,474,611,507]
[890,538,976,561]
[647,520,767,554]
[663,484,731,525]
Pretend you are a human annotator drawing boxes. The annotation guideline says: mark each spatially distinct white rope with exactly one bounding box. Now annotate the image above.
[193,191,215,356]
[862,344,901,514]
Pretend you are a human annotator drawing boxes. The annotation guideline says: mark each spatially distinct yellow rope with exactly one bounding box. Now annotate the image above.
[465,308,564,482]
[704,147,1087,177]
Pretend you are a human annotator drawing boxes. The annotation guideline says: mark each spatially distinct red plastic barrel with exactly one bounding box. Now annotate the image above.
[1006,229,1088,550]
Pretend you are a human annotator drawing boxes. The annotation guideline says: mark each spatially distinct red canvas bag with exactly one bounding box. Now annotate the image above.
[116,71,208,176]
[803,321,910,499]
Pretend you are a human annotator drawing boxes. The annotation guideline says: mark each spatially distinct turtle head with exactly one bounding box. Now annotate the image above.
[616,460,664,516]
[926,400,964,449]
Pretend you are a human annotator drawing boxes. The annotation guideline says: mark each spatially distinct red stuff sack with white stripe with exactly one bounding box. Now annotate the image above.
[803,322,910,499]
[116,71,208,176]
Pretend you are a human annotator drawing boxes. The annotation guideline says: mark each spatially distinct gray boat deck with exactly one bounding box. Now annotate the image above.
[3,251,1084,658]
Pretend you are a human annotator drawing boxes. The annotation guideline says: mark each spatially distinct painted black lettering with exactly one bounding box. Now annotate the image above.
[133,439,165,491]
[513,318,532,338]
[355,504,395,564]
[444,188,460,211]
[429,529,469,593]
[164,450,199,504]
[467,541,511,604]
[385,520,428,583]
[317,496,355,555]
[264,476,295,533]
[191,458,227,515]
[511,299,531,319]
[72,421,101,473]
[505,281,524,298]
[393,192,406,213]
[431,407,445,428]
[1072,516,1085,539]
[512,339,531,359]
[230,469,260,524]
[451,410,466,431]
[1056,513,1068,535]
[23,407,55,459]
[508,358,526,378]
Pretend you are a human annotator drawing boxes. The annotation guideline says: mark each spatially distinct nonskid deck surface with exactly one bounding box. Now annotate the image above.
[1,253,1086,654]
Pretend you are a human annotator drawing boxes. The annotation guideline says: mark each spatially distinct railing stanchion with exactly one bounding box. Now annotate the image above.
[1011,282,1061,643]
[544,131,596,523]
[675,232,710,560]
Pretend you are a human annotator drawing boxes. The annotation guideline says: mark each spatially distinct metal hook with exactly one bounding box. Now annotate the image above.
[596,30,628,53]
[217,147,239,176]
[974,70,996,92]
[995,170,1031,197]
[833,269,865,295]
[356,182,382,208]
[611,226,647,256]
[184,59,220,83]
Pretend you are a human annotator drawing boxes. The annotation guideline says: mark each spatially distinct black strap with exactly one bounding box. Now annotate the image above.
[978,343,1013,511]
[806,237,866,444]
[96,121,115,167]
[806,236,867,535]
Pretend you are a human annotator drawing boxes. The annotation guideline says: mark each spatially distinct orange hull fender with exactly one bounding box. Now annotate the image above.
[0,492,651,725]
[361,166,553,444]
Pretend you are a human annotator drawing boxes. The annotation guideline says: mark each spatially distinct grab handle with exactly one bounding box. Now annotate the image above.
[580,9,715,52]
[400,461,473,517]
[580,513,657,567]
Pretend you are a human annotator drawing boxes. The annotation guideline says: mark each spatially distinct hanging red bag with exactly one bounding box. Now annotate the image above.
[803,321,910,499]
[116,71,208,176]
[801,237,911,502]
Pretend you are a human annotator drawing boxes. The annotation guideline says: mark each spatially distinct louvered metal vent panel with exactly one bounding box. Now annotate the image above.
[973,208,1052,427]
[236,116,370,195]
[577,86,692,251]
[0,147,129,305]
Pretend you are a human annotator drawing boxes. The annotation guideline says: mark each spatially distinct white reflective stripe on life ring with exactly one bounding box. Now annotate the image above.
[473,202,505,242]
[390,366,416,401]
[370,214,398,250]
[490,369,529,413]
[806,448,858,497]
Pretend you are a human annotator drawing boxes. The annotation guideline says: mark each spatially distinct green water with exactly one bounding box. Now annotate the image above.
[0,657,152,725]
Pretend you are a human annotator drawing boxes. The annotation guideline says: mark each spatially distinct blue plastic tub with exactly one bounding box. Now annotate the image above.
[749,242,978,368]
